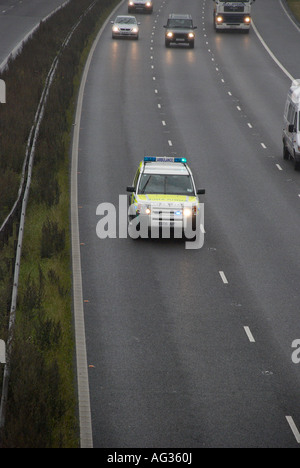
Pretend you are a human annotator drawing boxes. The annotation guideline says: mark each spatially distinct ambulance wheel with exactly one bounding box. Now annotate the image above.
[283,143,290,160]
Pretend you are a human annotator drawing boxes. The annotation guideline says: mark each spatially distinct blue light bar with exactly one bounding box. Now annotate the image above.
[144,156,187,163]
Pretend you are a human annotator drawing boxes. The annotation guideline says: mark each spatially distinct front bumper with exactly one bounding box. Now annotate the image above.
[215,14,251,30]
[128,204,199,238]
[128,3,152,13]
[112,30,138,38]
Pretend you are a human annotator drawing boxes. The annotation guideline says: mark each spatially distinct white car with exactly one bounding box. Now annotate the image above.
[111,15,140,40]
[127,156,205,238]
[128,0,153,14]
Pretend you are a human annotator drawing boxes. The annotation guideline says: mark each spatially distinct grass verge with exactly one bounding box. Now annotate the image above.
[287,0,300,21]
[0,0,119,448]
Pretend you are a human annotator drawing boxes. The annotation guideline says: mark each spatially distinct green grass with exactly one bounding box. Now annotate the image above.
[287,0,300,21]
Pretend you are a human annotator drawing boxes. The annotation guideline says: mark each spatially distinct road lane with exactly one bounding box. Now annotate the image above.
[76,0,300,447]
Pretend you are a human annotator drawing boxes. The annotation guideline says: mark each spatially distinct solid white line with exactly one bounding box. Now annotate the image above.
[252,21,294,82]
[219,271,228,284]
[244,326,255,343]
[286,416,300,443]
[70,0,127,448]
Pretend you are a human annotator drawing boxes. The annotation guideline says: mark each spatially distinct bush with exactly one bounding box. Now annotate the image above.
[41,218,65,258]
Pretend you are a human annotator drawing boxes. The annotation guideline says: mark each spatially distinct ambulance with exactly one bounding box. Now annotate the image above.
[126,157,205,238]
[283,79,300,171]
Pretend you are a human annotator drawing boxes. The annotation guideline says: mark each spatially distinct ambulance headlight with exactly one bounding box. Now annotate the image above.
[183,208,192,217]
[145,207,151,215]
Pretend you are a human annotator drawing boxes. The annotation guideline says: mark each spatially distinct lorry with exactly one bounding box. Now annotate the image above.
[213,0,256,33]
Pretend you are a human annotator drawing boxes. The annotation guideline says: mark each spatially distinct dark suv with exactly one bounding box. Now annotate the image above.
[163,14,197,48]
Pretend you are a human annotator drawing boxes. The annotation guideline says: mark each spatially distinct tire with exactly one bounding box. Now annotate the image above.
[294,154,300,171]
[165,40,170,48]
[283,142,290,160]
[189,41,194,49]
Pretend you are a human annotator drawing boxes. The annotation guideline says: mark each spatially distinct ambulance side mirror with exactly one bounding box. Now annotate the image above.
[288,124,295,133]
[127,186,135,192]
[197,189,205,195]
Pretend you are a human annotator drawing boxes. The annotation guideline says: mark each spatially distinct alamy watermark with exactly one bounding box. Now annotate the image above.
[96,195,205,250]
[0,79,6,103]
[291,339,300,364]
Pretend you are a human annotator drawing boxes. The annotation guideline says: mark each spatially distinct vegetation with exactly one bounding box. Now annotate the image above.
[287,0,300,22]
[0,0,118,448]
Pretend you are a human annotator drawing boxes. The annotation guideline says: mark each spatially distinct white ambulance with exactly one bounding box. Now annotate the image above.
[283,79,300,171]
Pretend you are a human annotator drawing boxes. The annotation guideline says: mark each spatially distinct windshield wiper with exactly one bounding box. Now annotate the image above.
[140,176,152,194]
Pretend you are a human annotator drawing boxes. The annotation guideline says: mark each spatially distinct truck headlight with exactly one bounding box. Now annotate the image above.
[216,15,223,24]
[244,16,251,24]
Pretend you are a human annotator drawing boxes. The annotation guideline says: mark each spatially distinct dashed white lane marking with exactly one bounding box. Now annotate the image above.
[276,164,283,171]
[219,271,228,284]
[286,416,300,443]
[244,326,255,343]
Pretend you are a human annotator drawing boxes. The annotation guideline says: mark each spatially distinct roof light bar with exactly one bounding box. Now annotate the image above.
[144,156,187,163]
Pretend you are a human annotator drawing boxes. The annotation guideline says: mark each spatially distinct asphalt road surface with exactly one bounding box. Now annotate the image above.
[76,0,300,448]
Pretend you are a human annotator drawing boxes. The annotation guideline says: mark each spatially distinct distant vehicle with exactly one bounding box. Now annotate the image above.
[111,15,140,40]
[163,14,197,49]
[128,0,153,14]
[127,156,205,238]
[283,79,300,171]
[213,0,256,33]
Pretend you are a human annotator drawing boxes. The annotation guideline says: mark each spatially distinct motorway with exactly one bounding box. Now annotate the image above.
[0,0,69,68]
[75,0,300,448]
[4,0,300,450]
